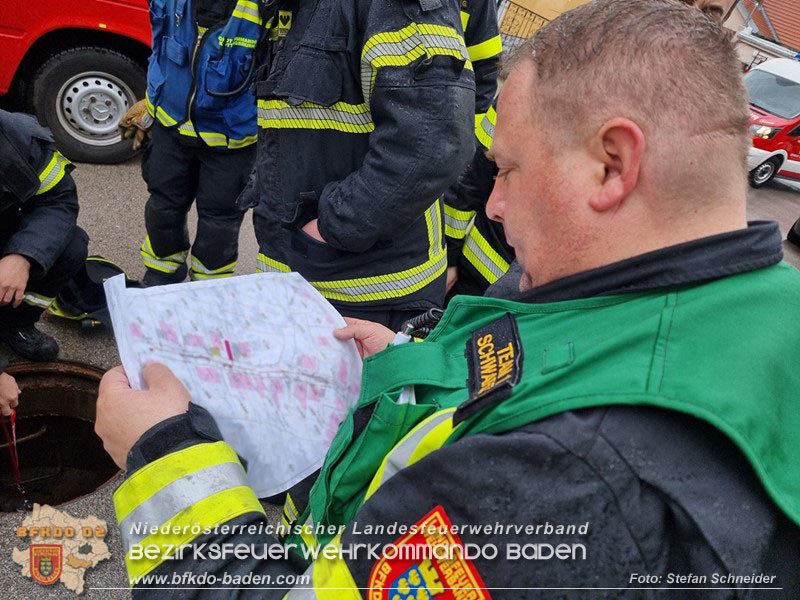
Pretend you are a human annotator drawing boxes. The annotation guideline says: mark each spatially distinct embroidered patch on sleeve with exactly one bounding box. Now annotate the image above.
[456,313,523,424]
[368,505,491,599]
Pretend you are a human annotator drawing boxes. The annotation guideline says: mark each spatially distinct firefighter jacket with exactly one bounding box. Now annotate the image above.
[251,0,475,311]
[460,0,502,126]
[114,221,800,596]
[444,105,515,293]
[0,110,81,368]
[144,0,263,149]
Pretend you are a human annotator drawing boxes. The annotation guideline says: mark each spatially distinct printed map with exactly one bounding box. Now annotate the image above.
[105,272,363,496]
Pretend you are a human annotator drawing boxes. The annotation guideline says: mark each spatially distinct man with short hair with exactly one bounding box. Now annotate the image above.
[97,1,799,594]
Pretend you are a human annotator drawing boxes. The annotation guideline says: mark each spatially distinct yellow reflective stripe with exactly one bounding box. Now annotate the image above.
[467,35,503,62]
[476,105,496,149]
[124,486,263,582]
[462,225,510,284]
[365,408,457,501]
[461,10,469,31]
[145,91,155,117]
[310,203,445,303]
[232,0,262,25]
[47,297,87,320]
[36,151,70,195]
[360,23,472,105]
[22,292,55,309]
[474,112,485,135]
[285,492,299,521]
[444,204,475,240]
[256,253,291,273]
[150,105,256,148]
[305,532,361,600]
[140,236,188,274]
[298,515,317,551]
[257,99,374,134]
[114,442,242,521]
[312,252,446,303]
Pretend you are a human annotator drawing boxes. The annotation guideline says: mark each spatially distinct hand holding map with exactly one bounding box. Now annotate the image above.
[104,273,362,497]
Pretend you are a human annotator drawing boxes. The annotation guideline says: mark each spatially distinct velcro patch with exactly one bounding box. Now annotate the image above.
[368,505,491,599]
[456,313,523,424]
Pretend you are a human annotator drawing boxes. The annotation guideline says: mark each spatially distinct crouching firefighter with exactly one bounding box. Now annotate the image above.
[0,110,88,361]
[122,0,259,285]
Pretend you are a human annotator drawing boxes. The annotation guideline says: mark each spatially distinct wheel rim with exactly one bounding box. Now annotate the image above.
[56,71,135,147]
[753,160,776,185]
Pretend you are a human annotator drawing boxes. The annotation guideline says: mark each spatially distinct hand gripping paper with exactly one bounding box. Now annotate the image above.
[104,273,362,497]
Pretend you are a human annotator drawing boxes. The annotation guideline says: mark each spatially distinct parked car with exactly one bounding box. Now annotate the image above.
[745,58,800,188]
[0,0,150,163]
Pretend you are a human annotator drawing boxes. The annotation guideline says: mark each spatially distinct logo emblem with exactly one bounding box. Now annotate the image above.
[30,544,62,585]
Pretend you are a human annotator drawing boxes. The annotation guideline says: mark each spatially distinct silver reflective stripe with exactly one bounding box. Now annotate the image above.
[257,102,374,131]
[375,410,454,489]
[444,207,475,237]
[119,461,247,554]
[37,152,70,194]
[464,229,509,282]
[430,201,442,250]
[232,0,261,24]
[22,292,55,309]
[311,252,446,300]
[360,26,469,105]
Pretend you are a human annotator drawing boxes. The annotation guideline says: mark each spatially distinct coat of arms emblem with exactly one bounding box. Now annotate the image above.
[30,544,62,585]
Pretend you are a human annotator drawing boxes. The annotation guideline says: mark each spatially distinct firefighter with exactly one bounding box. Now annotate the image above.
[0,110,88,364]
[97,0,800,594]
[119,0,258,286]
[247,0,476,330]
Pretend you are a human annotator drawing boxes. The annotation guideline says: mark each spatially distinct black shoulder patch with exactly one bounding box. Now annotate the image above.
[456,313,524,424]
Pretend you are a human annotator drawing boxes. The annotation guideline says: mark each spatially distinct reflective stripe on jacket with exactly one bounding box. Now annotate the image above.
[253,0,475,309]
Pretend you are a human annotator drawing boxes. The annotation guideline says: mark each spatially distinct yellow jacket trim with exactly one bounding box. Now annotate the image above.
[467,34,503,62]
[36,151,71,195]
[231,0,262,26]
[256,253,291,273]
[115,442,242,522]
[462,225,510,284]
[476,105,496,150]
[365,409,457,501]
[257,99,375,134]
[444,204,476,240]
[285,532,361,600]
[125,486,263,582]
[360,23,472,105]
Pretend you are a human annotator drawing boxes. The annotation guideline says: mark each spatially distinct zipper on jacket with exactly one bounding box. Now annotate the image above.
[183,1,225,142]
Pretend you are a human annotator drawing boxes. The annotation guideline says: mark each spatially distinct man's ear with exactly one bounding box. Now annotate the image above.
[588,118,645,213]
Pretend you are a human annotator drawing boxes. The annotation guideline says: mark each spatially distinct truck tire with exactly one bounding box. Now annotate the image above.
[31,47,146,164]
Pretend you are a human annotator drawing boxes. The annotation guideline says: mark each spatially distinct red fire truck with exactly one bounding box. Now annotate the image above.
[0,1,150,163]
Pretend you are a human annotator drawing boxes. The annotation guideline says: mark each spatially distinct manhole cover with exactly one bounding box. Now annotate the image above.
[0,361,119,512]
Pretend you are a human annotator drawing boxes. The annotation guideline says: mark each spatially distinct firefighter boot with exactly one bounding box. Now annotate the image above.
[0,324,59,361]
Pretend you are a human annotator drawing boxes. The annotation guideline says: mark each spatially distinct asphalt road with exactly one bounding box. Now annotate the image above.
[0,158,798,598]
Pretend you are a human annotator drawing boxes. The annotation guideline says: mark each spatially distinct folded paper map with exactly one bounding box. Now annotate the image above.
[104,273,362,497]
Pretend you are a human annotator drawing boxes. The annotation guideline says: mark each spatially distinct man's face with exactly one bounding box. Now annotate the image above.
[485,62,595,291]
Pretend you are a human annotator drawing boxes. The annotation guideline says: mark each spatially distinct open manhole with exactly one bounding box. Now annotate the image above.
[0,361,119,512]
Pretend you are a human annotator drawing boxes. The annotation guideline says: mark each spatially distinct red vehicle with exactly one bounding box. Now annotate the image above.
[745,58,800,188]
[0,1,151,163]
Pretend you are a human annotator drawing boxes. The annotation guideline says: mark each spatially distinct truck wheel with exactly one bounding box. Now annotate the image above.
[748,156,782,189]
[32,47,146,164]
